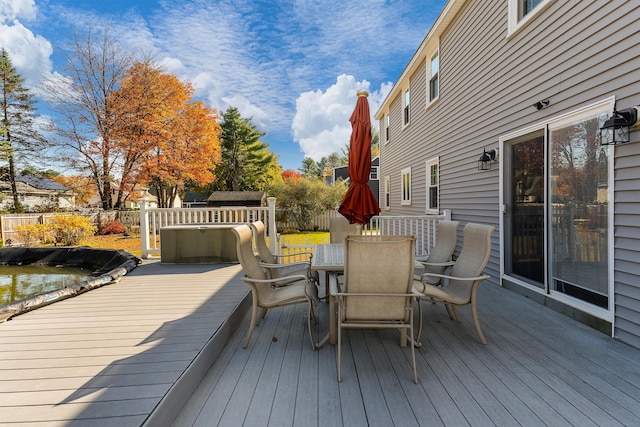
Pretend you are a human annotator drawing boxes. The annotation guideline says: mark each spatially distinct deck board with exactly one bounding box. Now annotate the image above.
[0,261,248,426]
[3,259,640,426]
[174,279,640,427]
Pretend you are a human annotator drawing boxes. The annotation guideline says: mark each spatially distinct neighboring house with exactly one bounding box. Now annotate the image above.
[182,192,209,208]
[375,0,640,348]
[86,187,161,209]
[0,176,75,211]
[147,187,181,208]
[122,188,159,209]
[332,157,380,205]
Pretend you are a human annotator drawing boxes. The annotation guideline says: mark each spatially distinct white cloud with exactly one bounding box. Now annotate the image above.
[0,0,37,22]
[0,1,52,88]
[292,74,392,161]
[15,0,442,169]
[160,56,186,75]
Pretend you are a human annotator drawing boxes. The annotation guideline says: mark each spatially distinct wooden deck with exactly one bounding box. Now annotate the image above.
[0,260,249,426]
[174,279,640,427]
[2,261,640,426]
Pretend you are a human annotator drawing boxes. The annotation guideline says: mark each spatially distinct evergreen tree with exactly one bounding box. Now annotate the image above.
[0,48,46,212]
[299,157,321,178]
[213,107,276,191]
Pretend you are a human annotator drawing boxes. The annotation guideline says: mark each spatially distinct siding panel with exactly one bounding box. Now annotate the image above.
[377,0,640,347]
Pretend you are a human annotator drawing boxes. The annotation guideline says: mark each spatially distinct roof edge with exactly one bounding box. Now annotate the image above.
[374,0,466,120]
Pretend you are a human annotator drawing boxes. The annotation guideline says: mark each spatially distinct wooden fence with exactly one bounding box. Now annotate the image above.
[0,211,137,245]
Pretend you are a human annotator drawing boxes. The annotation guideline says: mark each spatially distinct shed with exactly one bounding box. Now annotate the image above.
[206,191,266,207]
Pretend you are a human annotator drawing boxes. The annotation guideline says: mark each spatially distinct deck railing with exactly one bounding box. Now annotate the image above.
[280,210,451,258]
[139,196,451,260]
[138,197,278,258]
[365,210,451,256]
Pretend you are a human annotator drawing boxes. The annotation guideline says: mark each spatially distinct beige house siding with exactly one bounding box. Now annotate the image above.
[377,0,640,346]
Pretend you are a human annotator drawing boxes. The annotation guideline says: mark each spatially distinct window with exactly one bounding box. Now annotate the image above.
[385,115,390,142]
[401,167,411,205]
[370,166,378,180]
[429,51,439,102]
[520,0,542,18]
[426,158,439,212]
[508,0,552,35]
[403,89,410,126]
[384,176,390,209]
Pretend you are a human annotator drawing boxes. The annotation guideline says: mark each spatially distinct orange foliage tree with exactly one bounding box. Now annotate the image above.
[281,169,301,180]
[51,175,96,206]
[113,61,221,208]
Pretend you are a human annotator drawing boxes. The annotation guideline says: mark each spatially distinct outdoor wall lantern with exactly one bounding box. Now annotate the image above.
[478,148,497,171]
[600,105,639,145]
[533,100,550,110]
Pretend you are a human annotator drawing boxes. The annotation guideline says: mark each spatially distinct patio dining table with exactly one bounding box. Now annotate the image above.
[311,242,423,348]
[310,243,344,347]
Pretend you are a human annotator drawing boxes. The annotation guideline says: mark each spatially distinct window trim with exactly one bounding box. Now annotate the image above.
[384,176,390,210]
[507,0,553,37]
[385,114,390,143]
[426,157,439,213]
[427,48,439,105]
[401,167,411,205]
[403,87,411,127]
[370,166,378,181]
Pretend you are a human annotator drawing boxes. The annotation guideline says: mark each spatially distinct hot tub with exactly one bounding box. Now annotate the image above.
[160,224,241,264]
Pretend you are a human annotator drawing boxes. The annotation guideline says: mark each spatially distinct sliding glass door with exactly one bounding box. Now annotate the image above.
[502,101,611,312]
[503,131,545,288]
[548,111,610,308]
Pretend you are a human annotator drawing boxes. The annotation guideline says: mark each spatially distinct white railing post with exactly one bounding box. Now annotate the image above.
[443,209,451,220]
[138,198,150,259]
[268,197,277,255]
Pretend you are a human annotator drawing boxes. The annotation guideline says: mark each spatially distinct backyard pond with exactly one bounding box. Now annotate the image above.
[0,265,92,305]
[0,247,141,321]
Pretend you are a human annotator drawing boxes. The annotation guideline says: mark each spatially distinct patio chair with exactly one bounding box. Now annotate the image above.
[250,221,319,287]
[329,216,360,244]
[417,223,496,345]
[413,220,460,343]
[414,220,461,289]
[232,225,318,350]
[335,235,420,383]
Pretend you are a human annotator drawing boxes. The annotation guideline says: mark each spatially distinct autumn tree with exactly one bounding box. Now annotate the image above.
[44,26,134,210]
[114,63,221,207]
[0,48,46,212]
[51,175,96,207]
[212,107,276,191]
[281,169,301,180]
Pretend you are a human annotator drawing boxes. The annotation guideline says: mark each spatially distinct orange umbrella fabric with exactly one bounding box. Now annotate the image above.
[337,91,381,224]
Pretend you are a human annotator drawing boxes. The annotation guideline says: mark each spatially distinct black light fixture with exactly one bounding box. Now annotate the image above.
[600,105,638,145]
[533,100,550,110]
[478,148,497,171]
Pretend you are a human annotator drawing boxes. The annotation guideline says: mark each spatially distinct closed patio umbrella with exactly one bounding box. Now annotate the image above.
[337,91,381,225]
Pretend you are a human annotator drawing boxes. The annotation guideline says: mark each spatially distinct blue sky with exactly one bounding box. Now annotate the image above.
[1,0,446,171]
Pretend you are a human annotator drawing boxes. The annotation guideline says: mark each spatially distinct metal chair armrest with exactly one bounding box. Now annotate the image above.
[421,272,490,282]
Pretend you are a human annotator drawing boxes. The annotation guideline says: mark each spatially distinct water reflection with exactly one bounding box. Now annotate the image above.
[0,265,91,305]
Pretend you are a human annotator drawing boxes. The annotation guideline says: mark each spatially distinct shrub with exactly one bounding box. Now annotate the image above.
[47,214,97,246]
[99,219,126,235]
[15,223,51,246]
